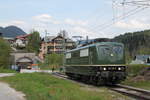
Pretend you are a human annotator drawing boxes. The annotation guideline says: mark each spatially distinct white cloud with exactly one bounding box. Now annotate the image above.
[72,27,89,33]
[0,20,32,34]
[33,14,52,22]
[0,22,8,27]
[70,26,102,39]
[33,14,61,25]
[0,20,26,27]
[114,19,150,29]
[2,13,150,39]
[65,18,88,26]
[11,20,26,25]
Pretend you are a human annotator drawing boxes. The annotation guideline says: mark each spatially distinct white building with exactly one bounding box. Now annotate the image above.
[14,34,31,48]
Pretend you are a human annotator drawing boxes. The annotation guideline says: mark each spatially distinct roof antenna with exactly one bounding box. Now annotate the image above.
[122,0,126,19]
[112,0,116,23]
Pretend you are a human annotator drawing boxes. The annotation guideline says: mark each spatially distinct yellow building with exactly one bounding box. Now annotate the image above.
[39,35,75,60]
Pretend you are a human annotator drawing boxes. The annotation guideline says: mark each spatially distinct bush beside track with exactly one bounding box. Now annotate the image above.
[122,64,150,90]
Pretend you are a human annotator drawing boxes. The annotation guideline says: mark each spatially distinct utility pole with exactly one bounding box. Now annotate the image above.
[45,30,50,37]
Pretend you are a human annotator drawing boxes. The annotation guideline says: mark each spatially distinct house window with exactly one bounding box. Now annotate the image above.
[66,53,71,59]
[55,40,63,43]
[80,49,89,57]
[55,46,63,49]
[48,46,54,49]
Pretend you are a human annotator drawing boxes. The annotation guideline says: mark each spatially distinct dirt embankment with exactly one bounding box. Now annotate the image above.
[131,67,150,82]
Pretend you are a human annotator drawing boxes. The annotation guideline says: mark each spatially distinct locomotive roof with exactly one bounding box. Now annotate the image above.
[66,42,123,53]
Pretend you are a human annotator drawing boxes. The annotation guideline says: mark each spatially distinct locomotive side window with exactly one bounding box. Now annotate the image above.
[80,49,89,57]
[66,53,71,59]
[98,45,110,60]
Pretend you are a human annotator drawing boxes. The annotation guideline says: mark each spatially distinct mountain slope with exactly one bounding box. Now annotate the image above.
[0,27,3,30]
[0,26,26,38]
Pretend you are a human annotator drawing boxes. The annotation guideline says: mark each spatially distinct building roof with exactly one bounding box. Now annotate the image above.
[65,38,74,42]
[78,38,110,45]
[16,57,33,63]
[44,35,74,43]
[135,55,150,61]
[16,34,31,40]
[44,36,55,42]
[66,42,122,53]
[131,59,145,64]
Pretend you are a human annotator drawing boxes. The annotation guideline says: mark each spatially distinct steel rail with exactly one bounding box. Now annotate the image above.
[111,84,150,100]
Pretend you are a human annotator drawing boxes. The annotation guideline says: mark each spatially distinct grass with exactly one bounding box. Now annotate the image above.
[40,66,53,70]
[0,73,130,100]
[0,68,17,73]
[39,64,60,70]
[122,64,150,90]
[122,78,150,90]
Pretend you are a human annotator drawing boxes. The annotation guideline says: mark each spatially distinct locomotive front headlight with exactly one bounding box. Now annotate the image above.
[103,67,107,71]
[118,67,121,70]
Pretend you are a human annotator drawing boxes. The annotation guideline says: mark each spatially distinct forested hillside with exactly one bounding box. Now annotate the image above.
[113,30,150,61]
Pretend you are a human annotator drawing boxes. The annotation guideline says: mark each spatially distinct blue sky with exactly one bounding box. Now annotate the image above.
[0,0,150,39]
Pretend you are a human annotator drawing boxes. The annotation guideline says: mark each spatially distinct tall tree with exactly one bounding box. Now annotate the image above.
[0,38,11,68]
[44,53,64,68]
[26,31,41,54]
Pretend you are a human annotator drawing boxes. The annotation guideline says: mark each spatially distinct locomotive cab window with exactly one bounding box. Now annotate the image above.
[66,53,71,59]
[98,45,123,61]
[80,48,89,57]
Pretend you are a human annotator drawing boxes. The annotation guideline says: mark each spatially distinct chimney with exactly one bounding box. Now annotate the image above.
[86,36,89,43]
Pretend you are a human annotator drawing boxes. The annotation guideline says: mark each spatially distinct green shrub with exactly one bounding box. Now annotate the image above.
[0,38,11,69]
[40,53,64,69]
[127,64,150,77]
[0,68,16,73]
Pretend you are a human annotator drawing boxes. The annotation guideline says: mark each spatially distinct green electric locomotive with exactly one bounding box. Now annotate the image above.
[64,42,126,85]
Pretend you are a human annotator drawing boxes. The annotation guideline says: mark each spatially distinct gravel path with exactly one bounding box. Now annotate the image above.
[0,73,15,77]
[0,73,26,100]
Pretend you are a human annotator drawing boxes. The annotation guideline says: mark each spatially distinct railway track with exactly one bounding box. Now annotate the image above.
[111,84,150,100]
[52,72,68,79]
[52,72,150,100]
